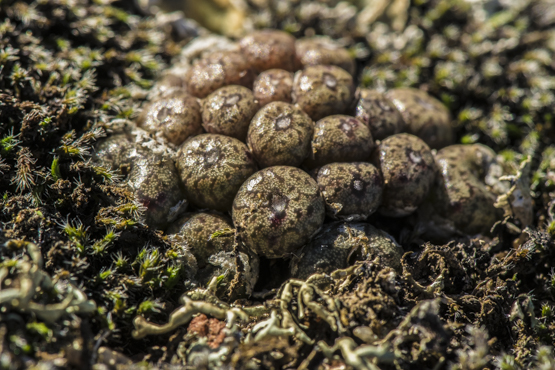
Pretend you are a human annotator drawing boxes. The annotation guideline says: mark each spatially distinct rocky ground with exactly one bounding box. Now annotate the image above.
[1,0,555,369]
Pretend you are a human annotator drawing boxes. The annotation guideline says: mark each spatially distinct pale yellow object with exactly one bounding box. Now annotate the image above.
[184,0,250,36]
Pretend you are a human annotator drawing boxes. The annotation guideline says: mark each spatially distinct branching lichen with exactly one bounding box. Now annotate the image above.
[317,337,395,370]
[132,288,249,339]
[0,240,96,323]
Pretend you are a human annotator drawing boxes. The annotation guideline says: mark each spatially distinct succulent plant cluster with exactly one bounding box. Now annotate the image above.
[95,27,516,290]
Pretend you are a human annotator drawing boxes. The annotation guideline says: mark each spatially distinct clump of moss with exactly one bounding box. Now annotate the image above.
[0,0,202,365]
[359,0,555,152]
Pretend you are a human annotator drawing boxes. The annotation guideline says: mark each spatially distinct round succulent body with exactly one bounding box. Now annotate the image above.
[176,134,257,212]
[385,88,453,149]
[253,69,293,106]
[166,212,234,268]
[304,115,374,169]
[239,30,297,72]
[128,151,187,230]
[202,85,259,142]
[247,102,314,168]
[93,133,136,174]
[232,166,325,259]
[373,133,436,217]
[316,162,383,220]
[355,89,406,141]
[295,36,356,75]
[292,65,355,121]
[147,73,188,101]
[433,144,503,234]
[139,94,203,145]
[186,50,256,98]
[291,222,404,279]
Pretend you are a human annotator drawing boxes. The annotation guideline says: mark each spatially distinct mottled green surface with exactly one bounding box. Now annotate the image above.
[373,133,436,216]
[128,151,186,229]
[167,212,234,268]
[295,36,356,75]
[232,166,325,258]
[291,222,403,279]
[355,88,406,140]
[433,144,503,234]
[202,85,259,141]
[186,50,256,98]
[252,69,294,106]
[239,29,297,72]
[316,162,383,220]
[248,101,314,168]
[176,134,257,212]
[292,65,355,121]
[139,93,203,145]
[386,87,454,149]
[304,115,374,168]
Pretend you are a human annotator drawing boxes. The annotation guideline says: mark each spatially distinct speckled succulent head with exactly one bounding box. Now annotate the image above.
[291,222,403,279]
[232,166,325,259]
[93,132,136,174]
[433,144,503,234]
[372,133,436,217]
[128,151,187,230]
[253,69,294,107]
[202,85,259,142]
[316,162,383,220]
[167,212,234,268]
[295,36,356,75]
[304,115,374,169]
[355,89,406,141]
[247,101,314,168]
[239,29,297,72]
[176,134,257,212]
[292,65,355,121]
[138,93,203,145]
[385,88,453,149]
[186,50,256,98]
